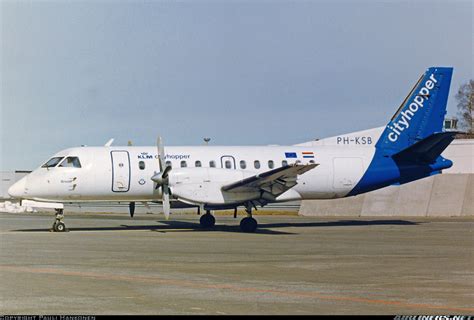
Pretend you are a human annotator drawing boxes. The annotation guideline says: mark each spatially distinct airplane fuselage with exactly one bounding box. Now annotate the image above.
[16,144,377,204]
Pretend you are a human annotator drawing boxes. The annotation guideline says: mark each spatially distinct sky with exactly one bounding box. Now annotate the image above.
[1,0,472,170]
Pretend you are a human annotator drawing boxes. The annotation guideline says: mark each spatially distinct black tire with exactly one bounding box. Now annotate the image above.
[54,221,67,232]
[199,214,216,228]
[240,217,257,233]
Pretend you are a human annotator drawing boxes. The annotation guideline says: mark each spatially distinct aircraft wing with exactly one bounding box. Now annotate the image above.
[221,163,318,199]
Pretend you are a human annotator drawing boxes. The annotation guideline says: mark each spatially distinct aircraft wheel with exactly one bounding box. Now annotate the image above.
[240,217,257,233]
[53,221,67,232]
[200,213,215,228]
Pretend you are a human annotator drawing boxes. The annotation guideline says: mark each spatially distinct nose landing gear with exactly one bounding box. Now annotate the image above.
[51,209,68,232]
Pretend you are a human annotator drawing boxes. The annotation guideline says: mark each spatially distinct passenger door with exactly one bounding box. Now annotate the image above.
[111,151,131,192]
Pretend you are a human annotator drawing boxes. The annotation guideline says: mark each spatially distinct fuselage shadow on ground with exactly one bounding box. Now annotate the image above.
[11,218,419,235]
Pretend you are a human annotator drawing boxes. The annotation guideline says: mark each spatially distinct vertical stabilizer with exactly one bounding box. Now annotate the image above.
[376,67,453,154]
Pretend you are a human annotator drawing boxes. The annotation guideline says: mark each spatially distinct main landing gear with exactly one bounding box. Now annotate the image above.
[239,204,258,233]
[199,210,216,228]
[51,209,68,232]
[198,205,258,232]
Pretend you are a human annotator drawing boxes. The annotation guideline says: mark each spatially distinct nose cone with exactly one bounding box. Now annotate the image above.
[8,177,26,199]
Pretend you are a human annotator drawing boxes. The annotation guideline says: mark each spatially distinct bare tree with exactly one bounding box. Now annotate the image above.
[455,79,473,134]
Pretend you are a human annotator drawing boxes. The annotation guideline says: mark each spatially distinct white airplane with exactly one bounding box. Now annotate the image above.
[8,67,456,232]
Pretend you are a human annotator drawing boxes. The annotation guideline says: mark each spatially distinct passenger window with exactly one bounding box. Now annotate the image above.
[58,157,82,168]
[180,161,187,168]
[282,160,288,167]
[309,160,315,164]
[268,160,274,169]
[139,161,145,170]
[254,160,261,169]
[165,160,172,168]
[225,160,232,169]
[209,161,216,168]
[195,160,202,167]
[42,157,64,168]
[240,160,247,169]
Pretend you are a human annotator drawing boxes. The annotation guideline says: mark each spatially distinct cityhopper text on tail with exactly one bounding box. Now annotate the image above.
[9,67,456,232]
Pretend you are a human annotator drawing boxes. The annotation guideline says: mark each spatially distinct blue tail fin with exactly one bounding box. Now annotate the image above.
[347,67,454,196]
[376,67,453,154]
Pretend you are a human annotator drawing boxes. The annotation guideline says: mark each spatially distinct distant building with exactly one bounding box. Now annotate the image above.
[442,139,474,173]
[444,117,458,131]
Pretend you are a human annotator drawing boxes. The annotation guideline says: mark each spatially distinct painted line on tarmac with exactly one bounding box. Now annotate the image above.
[0,265,472,313]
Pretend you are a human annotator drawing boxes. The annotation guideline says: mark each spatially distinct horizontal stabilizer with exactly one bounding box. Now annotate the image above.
[392,132,457,164]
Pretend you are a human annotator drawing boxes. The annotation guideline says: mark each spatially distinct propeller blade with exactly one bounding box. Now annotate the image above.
[154,135,172,220]
[162,186,171,220]
[162,165,172,179]
[157,136,165,172]
[129,202,136,218]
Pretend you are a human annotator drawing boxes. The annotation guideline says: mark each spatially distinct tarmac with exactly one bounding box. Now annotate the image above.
[0,212,473,315]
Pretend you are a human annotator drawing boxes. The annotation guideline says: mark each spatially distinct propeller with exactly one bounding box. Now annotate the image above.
[151,136,172,220]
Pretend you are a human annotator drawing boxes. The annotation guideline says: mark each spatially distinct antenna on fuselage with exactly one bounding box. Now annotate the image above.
[104,138,114,147]
[203,138,211,145]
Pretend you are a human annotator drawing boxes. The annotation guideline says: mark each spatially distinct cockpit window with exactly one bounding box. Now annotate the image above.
[41,157,64,168]
[58,157,82,168]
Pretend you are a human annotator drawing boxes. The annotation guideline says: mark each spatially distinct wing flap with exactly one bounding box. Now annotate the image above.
[221,163,318,195]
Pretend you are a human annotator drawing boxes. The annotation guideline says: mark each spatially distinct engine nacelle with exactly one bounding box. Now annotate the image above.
[168,168,260,205]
